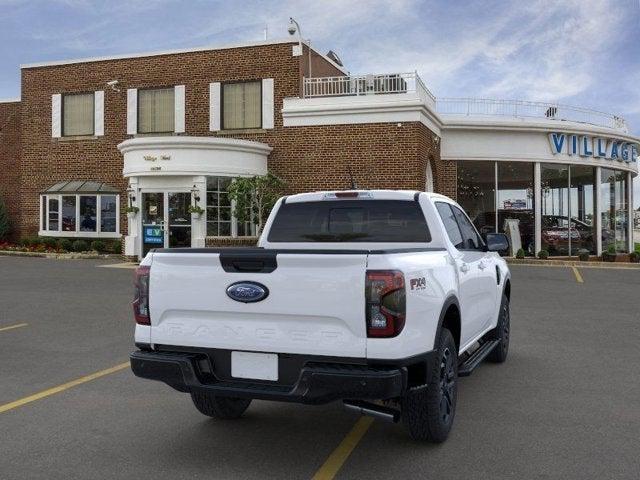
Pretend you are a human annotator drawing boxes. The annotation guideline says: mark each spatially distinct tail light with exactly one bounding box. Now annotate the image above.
[133,265,151,325]
[365,270,406,337]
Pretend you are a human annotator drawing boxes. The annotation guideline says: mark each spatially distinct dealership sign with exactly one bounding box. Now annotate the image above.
[548,133,638,163]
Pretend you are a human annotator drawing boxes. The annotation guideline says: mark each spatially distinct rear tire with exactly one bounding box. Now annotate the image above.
[401,328,458,442]
[488,294,510,363]
[190,392,251,419]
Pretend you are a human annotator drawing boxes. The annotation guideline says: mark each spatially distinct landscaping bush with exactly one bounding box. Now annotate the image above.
[515,248,525,259]
[110,240,122,254]
[577,249,590,262]
[90,240,106,252]
[0,196,10,240]
[58,238,73,251]
[20,236,37,247]
[72,239,89,252]
[629,251,640,263]
[40,237,58,249]
[537,250,549,260]
[603,244,617,262]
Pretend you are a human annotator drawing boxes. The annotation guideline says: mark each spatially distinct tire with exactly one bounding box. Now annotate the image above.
[488,294,510,363]
[401,328,458,442]
[190,392,252,419]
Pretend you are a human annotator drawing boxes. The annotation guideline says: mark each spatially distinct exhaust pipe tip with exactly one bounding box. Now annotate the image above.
[343,400,401,423]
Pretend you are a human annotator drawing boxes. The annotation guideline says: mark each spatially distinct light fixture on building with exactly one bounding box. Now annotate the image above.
[126,187,136,203]
[191,185,201,203]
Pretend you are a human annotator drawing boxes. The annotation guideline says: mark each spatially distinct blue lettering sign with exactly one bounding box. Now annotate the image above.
[610,141,619,160]
[569,135,578,155]
[144,226,164,244]
[580,136,593,156]
[621,143,629,162]
[632,144,638,162]
[549,133,565,154]
[595,138,607,157]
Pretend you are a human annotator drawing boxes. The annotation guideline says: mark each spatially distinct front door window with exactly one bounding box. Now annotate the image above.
[168,193,191,248]
[141,192,192,255]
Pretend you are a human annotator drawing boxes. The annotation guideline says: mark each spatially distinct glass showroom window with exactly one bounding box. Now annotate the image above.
[569,166,596,255]
[601,168,629,253]
[206,177,255,237]
[63,92,94,136]
[456,161,496,236]
[222,81,261,130]
[497,163,535,255]
[41,194,119,237]
[138,87,175,133]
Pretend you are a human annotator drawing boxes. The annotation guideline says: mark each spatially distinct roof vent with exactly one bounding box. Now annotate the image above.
[326,50,344,67]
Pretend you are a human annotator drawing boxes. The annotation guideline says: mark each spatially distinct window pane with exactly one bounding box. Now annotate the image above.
[268,200,431,243]
[100,195,117,233]
[457,161,496,237]
[541,164,570,256]
[223,82,261,129]
[601,169,628,253]
[138,88,175,133]
[435,202,463,248]
[63,93,94,136]
[569,166,596,255]
[206,176,235,237]
[48,197,59,231]
[62,196,76,232]
[498,163,535,255]
[79,196,97,232]
[452,205,482,250]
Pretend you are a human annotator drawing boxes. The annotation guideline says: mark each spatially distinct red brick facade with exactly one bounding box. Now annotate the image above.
[0,101,20,239]
[9,40,449,241]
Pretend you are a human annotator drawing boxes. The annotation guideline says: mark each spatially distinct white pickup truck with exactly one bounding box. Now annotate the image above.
[130,190,511,442]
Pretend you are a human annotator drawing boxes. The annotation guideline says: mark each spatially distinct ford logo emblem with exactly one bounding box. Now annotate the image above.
[226,281,269,303]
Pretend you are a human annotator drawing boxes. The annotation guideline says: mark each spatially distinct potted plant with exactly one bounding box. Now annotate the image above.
[577,249,590,262]
[125,206,139,219]
[188,205,205,218]
[515,248,525,259]
[603,244,617,262]
[537,250,549,260]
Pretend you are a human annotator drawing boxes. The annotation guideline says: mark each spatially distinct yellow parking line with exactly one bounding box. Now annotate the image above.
[0,362,129,414]
[311,416,374,480]
[0,323,28,333]
[571,266,584,283]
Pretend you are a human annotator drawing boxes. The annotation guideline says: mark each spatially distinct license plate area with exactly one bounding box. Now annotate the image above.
[231,351,278,381]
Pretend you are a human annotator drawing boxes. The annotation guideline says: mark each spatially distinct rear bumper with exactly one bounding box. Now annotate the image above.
[130,349,429,404]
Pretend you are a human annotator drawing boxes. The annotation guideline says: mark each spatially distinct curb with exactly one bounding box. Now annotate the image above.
[506,258,640,269]
[0,250,123,260]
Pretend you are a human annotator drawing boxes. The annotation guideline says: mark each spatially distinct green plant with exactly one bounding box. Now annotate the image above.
[629,251,640,263]
[577,249,590,262]
[537,250,549,260]
[58,238,73,251]
[40,237,58,249]
[20,236,38,247]
[515,248,525,259]
[125,206,139,214]
[90,240,106,252]
[111,239,122,254]
[227,173,286,235]
[72,239,89,252]
[606,244,617,255]
[0,195,10,240]
[187,205,205,215]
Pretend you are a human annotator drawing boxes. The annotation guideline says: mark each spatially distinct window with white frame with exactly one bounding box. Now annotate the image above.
[40,193,119,237]
[206,176,255,237]
[222,81,262,130]
[138,87,175,133]
[63,92,95,136]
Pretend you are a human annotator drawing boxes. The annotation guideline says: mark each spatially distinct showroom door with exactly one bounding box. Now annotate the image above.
[167,192,191,248]
[142,192,165,257]
[141,192,192,256]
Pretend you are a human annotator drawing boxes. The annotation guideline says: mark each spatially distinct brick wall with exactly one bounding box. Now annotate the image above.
[417,123,456,198]
[0,101,20,239]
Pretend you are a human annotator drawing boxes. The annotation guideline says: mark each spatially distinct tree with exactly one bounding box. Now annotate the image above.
[227,174,285,236]
[0,195,10,241]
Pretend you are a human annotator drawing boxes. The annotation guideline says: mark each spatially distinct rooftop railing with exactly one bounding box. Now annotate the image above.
[301,73,628,132]
[436,97,628,132]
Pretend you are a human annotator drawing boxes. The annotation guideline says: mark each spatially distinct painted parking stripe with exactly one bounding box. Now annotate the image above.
[97,262,138,269]
[311,416,374,480]
[0,362,129,414]
[571,266,584,283]
[0,323,28,333]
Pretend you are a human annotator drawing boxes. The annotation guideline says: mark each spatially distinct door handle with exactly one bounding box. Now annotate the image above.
[460,263,470,273]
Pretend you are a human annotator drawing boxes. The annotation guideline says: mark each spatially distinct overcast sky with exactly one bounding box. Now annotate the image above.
[1,0,639,202]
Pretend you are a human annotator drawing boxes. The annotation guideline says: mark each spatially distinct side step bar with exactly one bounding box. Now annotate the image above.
[458,340,500,377]
[344,400,401,423]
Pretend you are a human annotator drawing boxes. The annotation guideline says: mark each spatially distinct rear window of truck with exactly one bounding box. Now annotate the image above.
[267,200,431,243]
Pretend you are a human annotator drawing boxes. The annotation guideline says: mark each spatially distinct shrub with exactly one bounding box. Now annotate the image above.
[90,240,106,252]
[20,236,37,247]
[58,238,73,252]
[40,237,58,249]
[111,240,122,254]
[0,196,10,240]
[629,251,640,263]
[537,250,549,260]
[72,239,89,252]
[515,248,525,259]
[577,249,590,262]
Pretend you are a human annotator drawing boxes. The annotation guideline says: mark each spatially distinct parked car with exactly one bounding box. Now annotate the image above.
[130,190,511,442]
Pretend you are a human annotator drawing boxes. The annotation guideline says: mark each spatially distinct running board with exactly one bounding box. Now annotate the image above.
[343,400,401,423]
[458,340,500,377]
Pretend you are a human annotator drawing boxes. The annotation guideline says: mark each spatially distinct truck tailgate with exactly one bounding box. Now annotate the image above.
[148,251,368,357]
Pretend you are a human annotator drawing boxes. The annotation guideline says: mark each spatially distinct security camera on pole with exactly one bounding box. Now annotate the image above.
[288,17,311,78]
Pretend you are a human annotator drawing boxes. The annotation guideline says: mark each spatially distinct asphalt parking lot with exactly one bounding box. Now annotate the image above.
[1,256,639,479]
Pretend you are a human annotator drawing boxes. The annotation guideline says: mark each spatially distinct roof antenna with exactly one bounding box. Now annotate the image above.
[346,165,358,190]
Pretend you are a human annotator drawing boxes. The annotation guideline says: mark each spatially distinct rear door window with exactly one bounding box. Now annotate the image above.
[435,202,464,248]
[267,200,431,243]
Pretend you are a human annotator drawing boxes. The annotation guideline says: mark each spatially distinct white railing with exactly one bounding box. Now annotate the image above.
[303,72,436,105]
[436,97,628,132]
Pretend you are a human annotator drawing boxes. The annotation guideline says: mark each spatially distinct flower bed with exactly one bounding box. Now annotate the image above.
[0,237,122,256]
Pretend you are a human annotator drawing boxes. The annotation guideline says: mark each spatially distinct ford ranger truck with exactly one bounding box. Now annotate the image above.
[130,190,511,442]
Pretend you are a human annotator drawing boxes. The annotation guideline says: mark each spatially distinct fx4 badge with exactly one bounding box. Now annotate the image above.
[410,277,426,291]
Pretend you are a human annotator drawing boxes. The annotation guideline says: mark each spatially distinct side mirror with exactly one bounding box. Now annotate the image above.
[484,233,509,252]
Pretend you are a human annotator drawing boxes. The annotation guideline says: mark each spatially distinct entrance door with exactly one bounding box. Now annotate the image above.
[141,192,192,256]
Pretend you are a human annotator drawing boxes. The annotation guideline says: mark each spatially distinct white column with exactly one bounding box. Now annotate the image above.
[595,167,602,256]
[628,171,633,253]
[534,162,541,255]
[191,176,207,248]
[125,178,140,258]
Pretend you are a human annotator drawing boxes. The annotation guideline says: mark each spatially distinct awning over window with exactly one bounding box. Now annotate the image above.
[42,181,120,194]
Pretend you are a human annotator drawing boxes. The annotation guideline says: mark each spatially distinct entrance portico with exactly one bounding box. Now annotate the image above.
[118,136,271,259]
